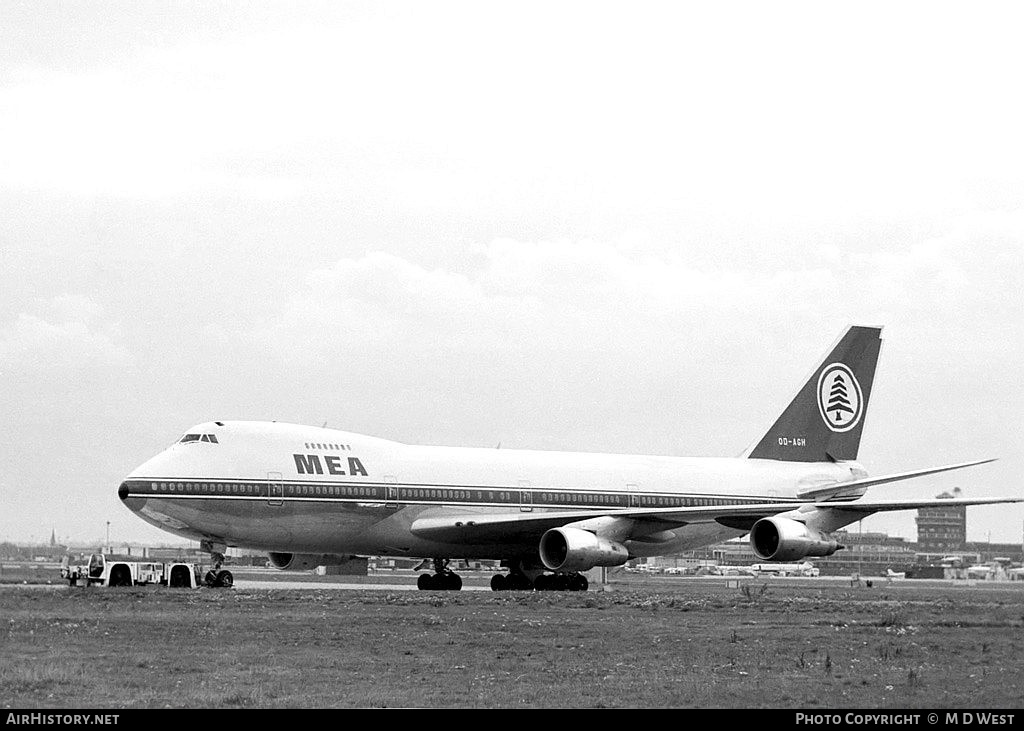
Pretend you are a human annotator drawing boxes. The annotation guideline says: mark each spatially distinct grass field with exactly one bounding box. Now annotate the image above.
[2,578,1022,709]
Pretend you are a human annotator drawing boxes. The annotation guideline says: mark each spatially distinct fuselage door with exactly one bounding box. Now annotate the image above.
[267,471,283,507]
[384,475,398,508]
[519,480,532,512]
[627,483,640,508]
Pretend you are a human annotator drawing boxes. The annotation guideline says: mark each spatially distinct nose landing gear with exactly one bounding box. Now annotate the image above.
[200,540,234,588]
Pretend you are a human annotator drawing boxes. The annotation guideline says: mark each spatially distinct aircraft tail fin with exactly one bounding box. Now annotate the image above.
[745,325,883,462]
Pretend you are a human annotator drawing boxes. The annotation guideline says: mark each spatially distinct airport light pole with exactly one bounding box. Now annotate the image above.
[106,521,110,552]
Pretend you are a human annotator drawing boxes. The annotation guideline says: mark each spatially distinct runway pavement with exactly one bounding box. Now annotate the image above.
[232,578,493,591]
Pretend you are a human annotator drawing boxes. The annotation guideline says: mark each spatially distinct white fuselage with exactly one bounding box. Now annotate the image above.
[119,421,865,560]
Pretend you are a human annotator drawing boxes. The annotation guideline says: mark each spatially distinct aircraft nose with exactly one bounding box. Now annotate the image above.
[118,481,130,501]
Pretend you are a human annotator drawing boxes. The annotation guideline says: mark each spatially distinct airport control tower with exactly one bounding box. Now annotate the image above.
[916,488,967,553]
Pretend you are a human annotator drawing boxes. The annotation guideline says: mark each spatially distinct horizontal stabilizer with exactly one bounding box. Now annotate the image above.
[797,458,998,500]
[814,495,1023,513]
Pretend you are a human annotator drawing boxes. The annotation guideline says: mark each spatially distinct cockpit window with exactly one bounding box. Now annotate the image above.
[179,433,219,444]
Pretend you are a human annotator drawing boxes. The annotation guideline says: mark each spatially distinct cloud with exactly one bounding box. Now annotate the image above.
[0,295,130,369]
[256,242,826,364]
[252,219,1024,371]
[237,244,815,432]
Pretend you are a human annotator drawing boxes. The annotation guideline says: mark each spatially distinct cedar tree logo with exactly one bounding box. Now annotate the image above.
[816,363,863,433]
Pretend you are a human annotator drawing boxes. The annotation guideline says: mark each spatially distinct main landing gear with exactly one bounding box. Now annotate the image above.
[534,573,588,591]
[200,541,234,588]
[417,558,463,591]
[412,558,590,591]
[488,559,590,591]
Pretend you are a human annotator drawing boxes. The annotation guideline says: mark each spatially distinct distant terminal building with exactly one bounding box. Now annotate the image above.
[650,531,918,576]
[964,541,1024,564]
[915,488,966,553]
[658,538,755,568]
[812,530,916,576]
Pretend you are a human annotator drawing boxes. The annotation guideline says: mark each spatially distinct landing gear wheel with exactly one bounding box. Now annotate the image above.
[417,571,462,590]
[414,558,462,591]
[203,547,229,588]
[507,573,533,591]
[530,572,588,591]
[495,559,541,590]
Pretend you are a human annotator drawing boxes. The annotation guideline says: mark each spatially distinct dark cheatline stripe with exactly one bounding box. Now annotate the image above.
[121,478,800,510]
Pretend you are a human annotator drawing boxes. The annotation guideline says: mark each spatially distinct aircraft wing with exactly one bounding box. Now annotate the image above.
[408,494,1023,546]
[410,502,814,545]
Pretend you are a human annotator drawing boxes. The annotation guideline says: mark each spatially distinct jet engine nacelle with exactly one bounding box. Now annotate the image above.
[267,552,356,571]
[538,527,629,572]
[749,517,840,562]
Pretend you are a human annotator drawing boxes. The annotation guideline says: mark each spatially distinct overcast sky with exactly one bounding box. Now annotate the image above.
[2,2,1022,549]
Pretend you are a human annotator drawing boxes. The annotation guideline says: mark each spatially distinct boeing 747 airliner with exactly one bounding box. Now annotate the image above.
[118,326,1018,590]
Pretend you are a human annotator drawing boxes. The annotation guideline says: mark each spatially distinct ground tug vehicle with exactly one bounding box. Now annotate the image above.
[60,553,229,588]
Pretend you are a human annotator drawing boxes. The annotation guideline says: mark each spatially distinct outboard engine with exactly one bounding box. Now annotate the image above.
[749,517,841,562]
